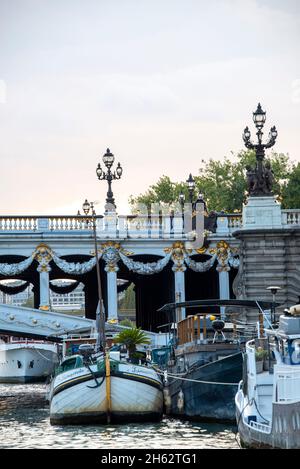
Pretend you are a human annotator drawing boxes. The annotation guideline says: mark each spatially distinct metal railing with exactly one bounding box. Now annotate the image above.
[249,420,271,434]
[177,313,238,345]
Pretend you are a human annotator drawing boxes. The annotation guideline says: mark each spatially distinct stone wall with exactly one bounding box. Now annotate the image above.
[233,228,300,322]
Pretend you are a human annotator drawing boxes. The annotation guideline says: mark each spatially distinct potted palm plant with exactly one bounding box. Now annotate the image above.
[113,327,151,364]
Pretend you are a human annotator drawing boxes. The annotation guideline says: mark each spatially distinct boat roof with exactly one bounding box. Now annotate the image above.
[158,299,281,312]
[266,330,300,340]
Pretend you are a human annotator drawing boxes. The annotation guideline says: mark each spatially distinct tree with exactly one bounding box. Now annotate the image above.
[119,318,135,328]
[22,296,34,308]
[113,327,151,359]
[118,283,135,311]
[129,150,292,213]
[129,176,185,209]
[281,163,300,209]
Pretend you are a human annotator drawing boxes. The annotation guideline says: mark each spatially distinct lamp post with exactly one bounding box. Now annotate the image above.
[186,173,196,203]
[78,200,106,351]
[243,103,278,197]
[266,285,281,325]
[179,173,196,209]
[96,148,123,210]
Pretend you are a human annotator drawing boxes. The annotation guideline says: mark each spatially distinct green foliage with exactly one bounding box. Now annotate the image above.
[129,150,293,213]
[118,283,135,311]
[129,176,185,209]
[22,296,34,308]
[255,347,268,361]
[113,327,151,357]
[281,163,300,209]
[119,318,135,328]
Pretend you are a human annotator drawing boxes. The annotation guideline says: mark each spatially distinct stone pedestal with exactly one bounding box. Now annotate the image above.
[242,196,282,230]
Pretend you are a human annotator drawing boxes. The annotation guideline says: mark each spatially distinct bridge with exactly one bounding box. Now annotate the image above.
[0,206,300,331]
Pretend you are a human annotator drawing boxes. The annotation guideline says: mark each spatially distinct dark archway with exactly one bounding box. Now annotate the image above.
[185,254,220,316]
[116,255,174,332]
[48,254,105,320]
[0,255,40,308]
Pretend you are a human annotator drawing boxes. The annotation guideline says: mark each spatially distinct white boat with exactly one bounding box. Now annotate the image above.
[235,304,300,449]
[0,337,59,383]
[49,347,163,425]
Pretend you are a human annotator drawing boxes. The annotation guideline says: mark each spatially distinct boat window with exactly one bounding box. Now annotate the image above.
[60,356,83,372]
[290,339,300,365]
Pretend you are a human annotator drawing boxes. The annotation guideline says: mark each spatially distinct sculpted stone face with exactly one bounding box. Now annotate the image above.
[103,247,119,264]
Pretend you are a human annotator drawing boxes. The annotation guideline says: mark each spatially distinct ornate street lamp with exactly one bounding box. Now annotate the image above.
[186,173,196,203]
[96,148,123,209]
[179,174,204,206]
[77,200,106,351]
[243,103,278,196]
[179,192,185,209]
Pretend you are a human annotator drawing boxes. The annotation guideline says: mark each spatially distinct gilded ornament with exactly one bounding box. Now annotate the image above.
[209,241,239,272]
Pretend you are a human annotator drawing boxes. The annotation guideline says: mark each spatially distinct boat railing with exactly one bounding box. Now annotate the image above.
[237,380,243,392]
[249,420,271,434]
[246,340,258,376]
[177,313,238,345]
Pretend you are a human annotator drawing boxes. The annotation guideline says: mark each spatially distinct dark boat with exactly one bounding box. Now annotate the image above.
[156,299,278,423]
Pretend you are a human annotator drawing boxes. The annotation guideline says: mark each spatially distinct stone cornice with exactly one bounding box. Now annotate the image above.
[233,227,300,238]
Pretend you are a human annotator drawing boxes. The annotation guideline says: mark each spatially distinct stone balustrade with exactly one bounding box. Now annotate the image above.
[282,209,300,226]
[3,210,300,238]
[0,212,245,238]
[0,216,95,232]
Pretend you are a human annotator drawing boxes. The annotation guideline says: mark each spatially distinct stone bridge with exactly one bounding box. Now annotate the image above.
[0,202,299,330]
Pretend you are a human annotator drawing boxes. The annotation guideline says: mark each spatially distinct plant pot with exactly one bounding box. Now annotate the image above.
[256,360,263,373]
[263,359,270,371]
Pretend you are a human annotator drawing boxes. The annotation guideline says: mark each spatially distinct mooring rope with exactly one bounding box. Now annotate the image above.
[155,368,239,386]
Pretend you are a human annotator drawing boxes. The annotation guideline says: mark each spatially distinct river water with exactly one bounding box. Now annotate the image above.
[0,384,239,449]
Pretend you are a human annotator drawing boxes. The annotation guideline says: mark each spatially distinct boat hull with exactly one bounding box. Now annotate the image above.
[167,352,243,422]
[0,342,58,383]
[50,363,163,425]
[236,391,300,449]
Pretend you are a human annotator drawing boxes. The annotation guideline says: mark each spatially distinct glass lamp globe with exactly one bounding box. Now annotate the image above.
[96,163,102,179]
[253,103,266,128]
[82,199,90,215]
[270,126,278,139]
[186,173,195,190]
[116,162,123,177]
[244,127,251,139]
[102,148,115,167]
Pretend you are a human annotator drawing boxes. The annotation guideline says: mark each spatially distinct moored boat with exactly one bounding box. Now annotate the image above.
[235,304,300,449]
[166,350,243,422]
[49,347,163,425]
[158,299,276,423]
[0,337,59,383]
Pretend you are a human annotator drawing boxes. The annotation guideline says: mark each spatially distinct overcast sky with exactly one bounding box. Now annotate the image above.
[0,0,299,215]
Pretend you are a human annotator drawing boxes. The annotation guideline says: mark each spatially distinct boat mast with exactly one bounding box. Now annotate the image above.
[81,200,106,352]
[91,204,106,352]
[89,202,111,424]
